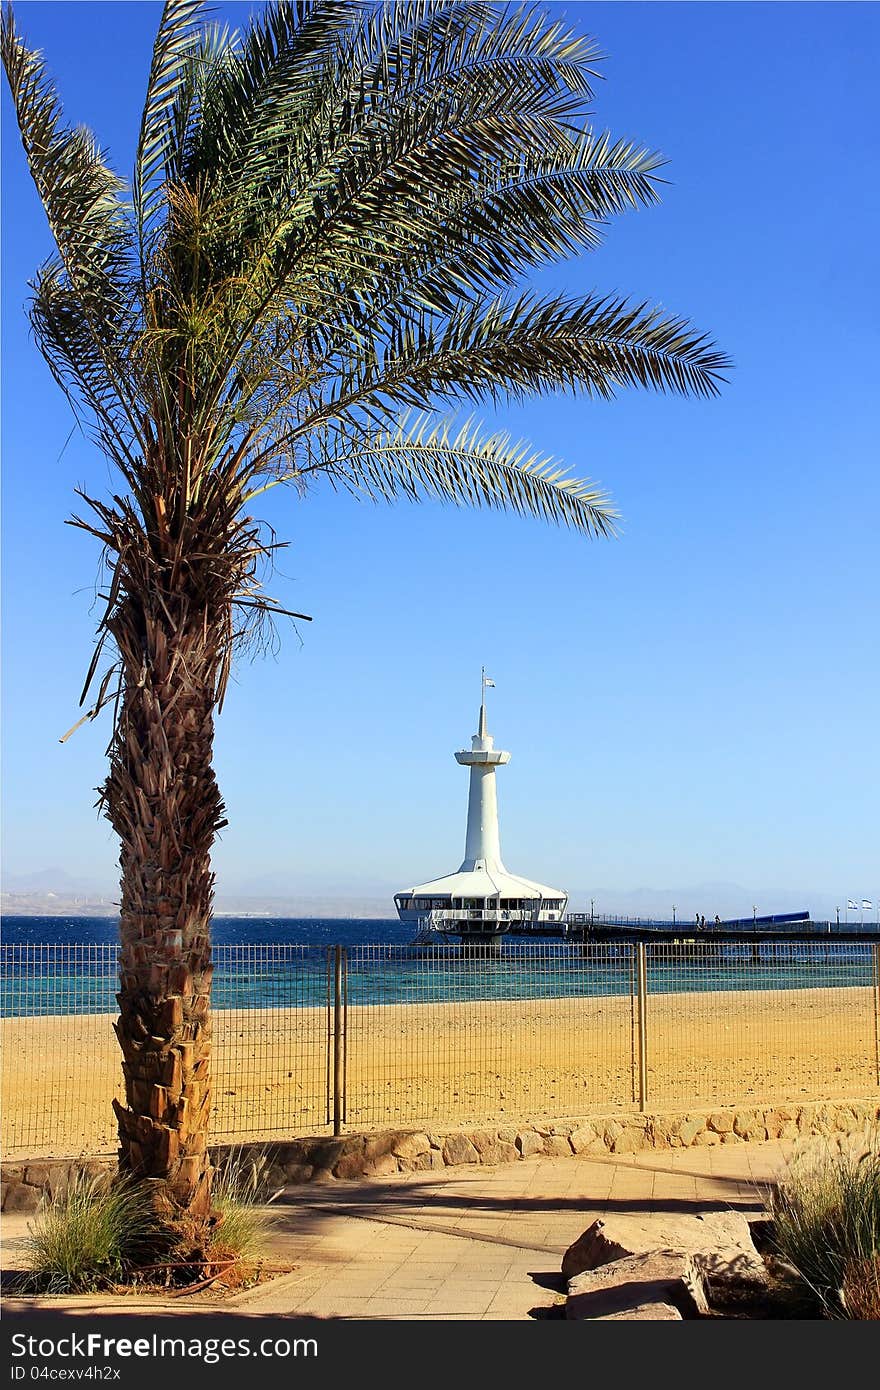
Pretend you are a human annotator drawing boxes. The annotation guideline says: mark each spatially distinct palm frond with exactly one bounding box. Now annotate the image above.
[30,259,140,481]
[334,290,730,414]
[276,413,619,539]
[133,0,205,280]
[1,7,140,440]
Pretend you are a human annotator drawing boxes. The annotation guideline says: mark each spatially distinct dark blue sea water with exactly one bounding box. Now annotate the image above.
[0,916,874,1016]
[0,915,411,948]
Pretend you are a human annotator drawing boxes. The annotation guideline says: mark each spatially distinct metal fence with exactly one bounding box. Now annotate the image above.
[2,939,878,1158]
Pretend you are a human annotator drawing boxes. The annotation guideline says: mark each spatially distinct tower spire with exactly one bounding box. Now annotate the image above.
[456,671,509,872]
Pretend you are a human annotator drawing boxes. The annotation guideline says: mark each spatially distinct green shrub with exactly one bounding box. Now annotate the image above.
[24,1173,160,1293]
[209,1147,281,1263]
[769,1129,880,1319]
[22,1151,281,1293]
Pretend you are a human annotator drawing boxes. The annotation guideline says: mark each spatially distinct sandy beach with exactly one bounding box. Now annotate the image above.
[2,984,876,1158]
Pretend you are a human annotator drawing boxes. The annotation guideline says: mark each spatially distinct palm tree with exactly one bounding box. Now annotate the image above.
[2,0,728,1234]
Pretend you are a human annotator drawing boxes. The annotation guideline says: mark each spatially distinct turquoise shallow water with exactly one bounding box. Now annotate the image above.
[1,916,874,1016]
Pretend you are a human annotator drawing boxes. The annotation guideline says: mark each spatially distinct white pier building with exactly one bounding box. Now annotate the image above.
[394,675,568,941]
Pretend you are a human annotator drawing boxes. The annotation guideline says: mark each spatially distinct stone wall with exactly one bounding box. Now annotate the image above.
[3,1099,878,1214]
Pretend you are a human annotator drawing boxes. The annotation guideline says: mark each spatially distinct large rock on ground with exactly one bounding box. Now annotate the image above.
[516,1131,544,1158]
[2,1184,40,1214]
[442,1133,479,1166]
[585,1301,683,1321]
[562,1212,766,1284]
[392,1132,431,1160]
[567,1250,708,1319]
[479,1142,520,1167]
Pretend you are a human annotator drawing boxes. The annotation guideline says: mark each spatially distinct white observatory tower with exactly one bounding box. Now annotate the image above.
[394,672,568,944]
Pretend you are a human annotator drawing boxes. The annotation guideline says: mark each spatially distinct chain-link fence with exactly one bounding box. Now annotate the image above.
[2,938,878,1157]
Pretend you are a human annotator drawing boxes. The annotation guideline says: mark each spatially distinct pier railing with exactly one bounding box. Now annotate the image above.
[2,937,878,1157]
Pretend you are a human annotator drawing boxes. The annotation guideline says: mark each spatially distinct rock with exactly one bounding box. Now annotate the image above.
[496,1127,518,1145]
[78,1159,112,1183]
[721,1132,743,1143]
[363,1154,398,1178]
[677,1116,705,1146]
[392,1132,431,1160]
[780,1122,799,1141]
[566,1250,708,1320]
[364,1134,399,1161]
[733,1110,757,1138]
[834,1106,858,1133]
[310,1167,337,1183]
[515,1131,543,1159]
[333,1151,369,1180]
[0,1183,7,1211]
[745,1123,768,1142]
[569,1125,600,1154]
[708,1112,734,1134]
[613,1129,647,1154]
[562,1212,766,1285]
[405,1149,445,1172]
[647,1120,672,1149]
[479,1142,520,1167]
[467,1131,497,1154]
[299,1138,347,1170]
[603,1119,624,1146]
[442,1134,480,1166]
[281,1163,314,1185]
[2,1183,40,1213]
[764,1111,784,1139]
[694,1130,721,1146]
[584,1300,683,1321]
[24,1163,53,1189]
[543,1136,572,1158]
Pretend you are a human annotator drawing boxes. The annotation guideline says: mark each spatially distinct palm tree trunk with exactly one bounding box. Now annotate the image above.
[105,587,226,1224]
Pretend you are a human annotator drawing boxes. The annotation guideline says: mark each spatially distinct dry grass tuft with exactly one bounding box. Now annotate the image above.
[768,1127,880,1319]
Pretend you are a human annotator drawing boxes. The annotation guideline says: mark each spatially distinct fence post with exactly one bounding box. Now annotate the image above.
[867,945,873,1084]
[332,945,345,1135]
[325,948,332,1126]
[629,945,636,1104]
[636,941,648,1112]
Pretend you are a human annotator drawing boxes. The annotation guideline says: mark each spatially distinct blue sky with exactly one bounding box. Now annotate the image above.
[2,2,878,916]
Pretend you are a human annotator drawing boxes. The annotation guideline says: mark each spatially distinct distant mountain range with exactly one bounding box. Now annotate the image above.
[0,869,859,922]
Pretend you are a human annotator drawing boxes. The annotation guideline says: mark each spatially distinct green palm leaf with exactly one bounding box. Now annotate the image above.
[134,1,224,285]
[309,413,619,538]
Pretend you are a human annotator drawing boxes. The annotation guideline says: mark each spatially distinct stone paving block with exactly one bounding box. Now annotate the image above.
[424,1293,496,1314]
[362,1297,433,1316]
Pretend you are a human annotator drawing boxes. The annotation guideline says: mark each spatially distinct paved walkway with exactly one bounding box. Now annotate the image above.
[2,1141,792,1320]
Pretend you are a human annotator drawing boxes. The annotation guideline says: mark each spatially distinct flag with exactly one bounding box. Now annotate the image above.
[862,900,873,910]
[847,900,857,910]
[483,676,496,687]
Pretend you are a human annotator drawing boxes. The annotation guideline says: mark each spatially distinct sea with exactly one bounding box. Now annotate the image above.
[1,915,875,1017]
